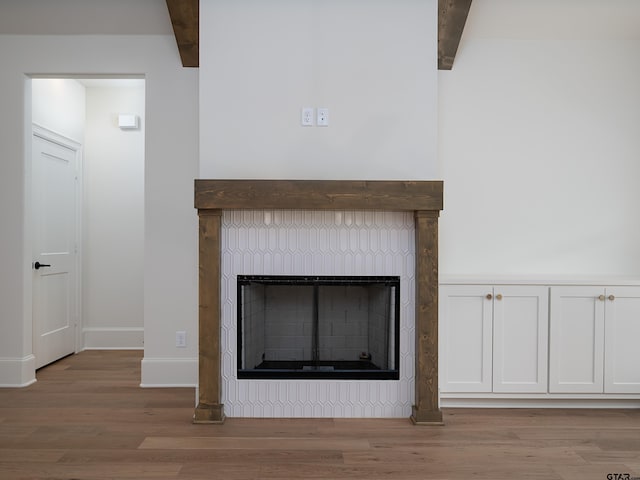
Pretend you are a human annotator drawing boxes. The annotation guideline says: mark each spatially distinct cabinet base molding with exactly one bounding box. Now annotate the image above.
[440,396,640,409]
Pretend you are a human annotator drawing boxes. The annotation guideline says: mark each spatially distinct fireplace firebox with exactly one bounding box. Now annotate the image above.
[237,275,400,380]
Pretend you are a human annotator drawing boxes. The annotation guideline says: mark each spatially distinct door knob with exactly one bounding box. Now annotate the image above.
[608,295,615,301]
[486,294,492,300]
[34,261,51,270]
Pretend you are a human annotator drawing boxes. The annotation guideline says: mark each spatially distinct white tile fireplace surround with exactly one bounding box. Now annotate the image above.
[221,209,414,417]
[194,180,443,425]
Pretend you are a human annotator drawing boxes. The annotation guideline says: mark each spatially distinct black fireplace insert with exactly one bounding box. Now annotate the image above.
[237,275,400,380]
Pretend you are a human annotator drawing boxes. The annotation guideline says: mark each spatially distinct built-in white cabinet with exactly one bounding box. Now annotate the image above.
[549,287,604,393]
[441,280,640,406]
[440,285,549,394]
[604,286,640,393]
[492,286,549,393]
[550,286,640,394]
[440,285,493,393]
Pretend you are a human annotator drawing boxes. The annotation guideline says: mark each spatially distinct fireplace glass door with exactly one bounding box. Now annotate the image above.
[237,275,400,380]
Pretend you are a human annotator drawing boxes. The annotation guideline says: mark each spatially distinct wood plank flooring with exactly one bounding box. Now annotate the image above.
[0,350,639,479]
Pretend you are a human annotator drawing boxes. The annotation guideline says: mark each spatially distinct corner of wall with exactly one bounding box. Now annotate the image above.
[140,356,197,387]
[0,355,37,387]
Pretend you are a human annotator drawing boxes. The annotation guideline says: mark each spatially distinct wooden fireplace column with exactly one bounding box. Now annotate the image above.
[194,180,444,425]
[193,209,224,423]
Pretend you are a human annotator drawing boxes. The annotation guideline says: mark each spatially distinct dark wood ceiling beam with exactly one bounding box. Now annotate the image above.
[166,0,199,68]
[438,0,472,70]
[166,1,471,70]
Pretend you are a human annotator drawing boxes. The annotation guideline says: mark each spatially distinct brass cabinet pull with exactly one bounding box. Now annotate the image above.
[486,294,492,300]
[496,294,503,301]
[598,295,605,301]
[608,294,615,301]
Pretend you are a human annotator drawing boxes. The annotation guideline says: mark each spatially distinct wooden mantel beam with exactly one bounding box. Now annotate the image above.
[438,0,473,70]
[166,1,471,70]
[166,0,199,68]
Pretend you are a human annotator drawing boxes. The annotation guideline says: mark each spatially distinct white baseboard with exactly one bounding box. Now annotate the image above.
[0,355,37,387]
[83,327,144,350]
[140,356,197,387]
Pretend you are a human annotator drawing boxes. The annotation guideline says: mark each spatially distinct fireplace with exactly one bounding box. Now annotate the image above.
[194,180,443,424]
[237,275,400,380]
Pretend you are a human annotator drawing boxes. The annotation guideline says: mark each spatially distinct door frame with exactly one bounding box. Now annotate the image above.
[31,123,83,361]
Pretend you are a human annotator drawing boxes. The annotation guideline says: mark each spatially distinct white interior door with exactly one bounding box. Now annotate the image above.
[32,126,79,369]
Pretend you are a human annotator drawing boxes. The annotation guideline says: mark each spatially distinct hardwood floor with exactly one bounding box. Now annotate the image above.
[1,351,639,479]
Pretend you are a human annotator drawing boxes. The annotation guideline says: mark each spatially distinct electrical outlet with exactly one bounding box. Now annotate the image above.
[175,331,187,348]
[317,108,329,126]
[301,107,314,126]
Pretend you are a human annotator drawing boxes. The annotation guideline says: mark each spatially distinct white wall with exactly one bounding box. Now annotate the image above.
[0,0,172,35]
[32,78,85,143]
[83,84,145,349]
[0,34,198,387]
[439,0,640,276]
[200,0,438,180]
[4,0,640,390]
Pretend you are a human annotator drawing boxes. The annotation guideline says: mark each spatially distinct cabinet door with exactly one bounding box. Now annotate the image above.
[604,287,640,393]
[549,287,605,393]
[492,286,549,393]
[440,285,493,393]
